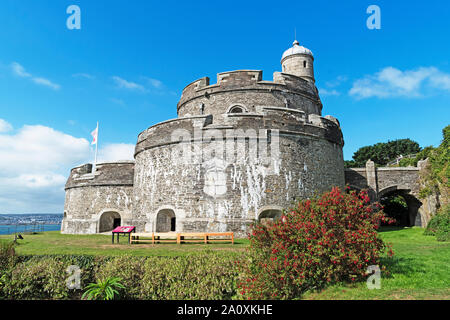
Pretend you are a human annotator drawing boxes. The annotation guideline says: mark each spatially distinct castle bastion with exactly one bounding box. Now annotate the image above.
[61,40,346,236]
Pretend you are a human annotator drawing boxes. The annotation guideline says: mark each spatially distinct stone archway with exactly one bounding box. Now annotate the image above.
[258,207,283,226]
[98,211,122,233]
[156,209,176,232]
[379,187,423,227]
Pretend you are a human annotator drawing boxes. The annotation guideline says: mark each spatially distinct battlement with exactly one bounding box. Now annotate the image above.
[178,69,319,113]
[65,161,135,190]
[135,106,343,157]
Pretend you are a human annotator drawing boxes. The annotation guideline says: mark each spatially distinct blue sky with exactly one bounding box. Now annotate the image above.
[0,0,449,213]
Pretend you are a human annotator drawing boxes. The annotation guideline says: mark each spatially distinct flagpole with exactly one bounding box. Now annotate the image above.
[94,121,99,172]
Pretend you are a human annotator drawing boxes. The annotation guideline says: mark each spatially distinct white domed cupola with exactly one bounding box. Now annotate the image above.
[281,40,315,83]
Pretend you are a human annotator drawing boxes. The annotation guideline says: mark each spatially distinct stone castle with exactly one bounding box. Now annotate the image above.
[61,41,428,236]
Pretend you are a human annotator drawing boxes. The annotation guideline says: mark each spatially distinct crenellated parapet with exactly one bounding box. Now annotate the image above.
[177,70,322,118]
[135,105,343,158]
[65,161,135,190]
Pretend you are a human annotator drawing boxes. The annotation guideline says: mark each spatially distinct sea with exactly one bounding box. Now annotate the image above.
[0,214,63,235]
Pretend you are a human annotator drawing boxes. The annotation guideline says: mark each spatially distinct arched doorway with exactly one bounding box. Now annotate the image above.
[258,208,283,226]
[379,187,423,227]
[98,211,121,233]
[156,209,176,232]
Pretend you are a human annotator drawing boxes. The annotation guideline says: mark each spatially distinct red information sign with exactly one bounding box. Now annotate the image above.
[111,226,136,244]
[112,226,135,233]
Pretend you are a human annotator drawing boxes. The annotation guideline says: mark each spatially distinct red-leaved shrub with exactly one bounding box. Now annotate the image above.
[237,187,395,299]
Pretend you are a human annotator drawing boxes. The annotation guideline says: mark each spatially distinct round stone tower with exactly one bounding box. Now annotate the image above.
[281,40,315,83]
[61,40,345,236]
[61,161,134,234]
[130,40,345,236]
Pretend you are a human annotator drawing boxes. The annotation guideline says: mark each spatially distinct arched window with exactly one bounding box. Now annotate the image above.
[229,106,244,113]
[98,211,121,233]
[156,209,176,232]
[258,208,283,226]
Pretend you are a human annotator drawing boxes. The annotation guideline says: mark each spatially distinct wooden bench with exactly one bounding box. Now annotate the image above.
[130,232,234,245]
[130,232,178,244]
[177,232,234,244]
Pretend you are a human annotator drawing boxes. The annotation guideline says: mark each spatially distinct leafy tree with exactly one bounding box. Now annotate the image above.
[349,139,421,167]
[344,160,356,168]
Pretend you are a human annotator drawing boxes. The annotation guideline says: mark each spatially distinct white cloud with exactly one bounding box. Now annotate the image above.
[0,119,13,133]
[1,174,67,189]
[109,98,126,106]
[430,72,450,90]
[11,62,31,78]
[144,77,163,89]
[0,122,134,213]
[32,77,61,90]
[0,125,89,174]
[0,123,90,213]
[72,73,95,80]
[325,75,347,88]
[112,76,146,91]
[319,88,340,96]
[349,66,450,99]
[11,62,60,90]
[97,143,135,162]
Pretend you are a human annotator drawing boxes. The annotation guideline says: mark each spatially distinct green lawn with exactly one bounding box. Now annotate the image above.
[1,227,448,299]
[0,231,249,257]
[304,227,450,300]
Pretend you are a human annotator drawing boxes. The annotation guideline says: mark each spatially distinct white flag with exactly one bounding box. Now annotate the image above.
[91,126,98,145]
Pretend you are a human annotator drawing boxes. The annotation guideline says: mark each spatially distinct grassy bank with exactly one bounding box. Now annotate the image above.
[1,227,448,299]
[303,227,450,300]
[0,231,248,257]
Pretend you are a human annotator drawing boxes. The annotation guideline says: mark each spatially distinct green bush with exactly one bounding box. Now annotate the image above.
[82,277,125,300]
[0,252,241,300]
[424,205,450,242]
[3,257,70,300]
[0,241,16,273]
[237,187,395,299]
[140,252,240,300]
[95,255,145,299]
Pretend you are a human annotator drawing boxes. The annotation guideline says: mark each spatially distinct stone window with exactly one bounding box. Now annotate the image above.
[303,61,307,68]
[98,211,121,233]
[258,209,282,226]
[229,106,244,113]
[156,209,176,232]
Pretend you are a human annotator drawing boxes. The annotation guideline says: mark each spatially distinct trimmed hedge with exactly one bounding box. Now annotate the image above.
[0,249,242,300]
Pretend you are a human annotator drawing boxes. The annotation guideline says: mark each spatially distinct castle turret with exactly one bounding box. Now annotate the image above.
[281,40,315,83]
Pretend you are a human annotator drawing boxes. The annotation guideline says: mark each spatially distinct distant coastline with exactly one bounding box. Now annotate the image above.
[0,214,62,235]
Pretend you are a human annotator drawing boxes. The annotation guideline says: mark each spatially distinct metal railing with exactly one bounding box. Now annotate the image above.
[1,222,61,235]
[387,154,418,166]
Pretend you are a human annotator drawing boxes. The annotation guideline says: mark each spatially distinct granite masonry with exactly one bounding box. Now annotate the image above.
[61,41,427,236]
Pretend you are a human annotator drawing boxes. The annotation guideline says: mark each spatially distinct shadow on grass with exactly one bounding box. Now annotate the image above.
[378,226,408,233]
[381,256,426,278]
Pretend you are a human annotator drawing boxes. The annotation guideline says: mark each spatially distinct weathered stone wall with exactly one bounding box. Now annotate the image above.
[281,54,315,82]
[63,68,346,236]
[345,162,427,227]
[344,168,368,189]
[177,70,322,118]
[133,103,344,237]
[61,161,134,234]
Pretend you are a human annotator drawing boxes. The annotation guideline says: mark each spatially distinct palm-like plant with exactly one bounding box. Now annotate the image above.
[82,277,125,300]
